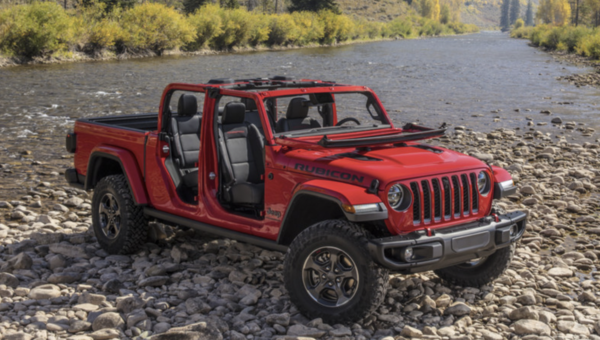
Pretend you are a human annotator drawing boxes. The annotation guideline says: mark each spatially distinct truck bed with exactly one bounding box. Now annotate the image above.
[82,113,158,132]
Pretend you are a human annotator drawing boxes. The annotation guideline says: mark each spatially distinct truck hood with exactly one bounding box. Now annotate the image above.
[280,143,488,188]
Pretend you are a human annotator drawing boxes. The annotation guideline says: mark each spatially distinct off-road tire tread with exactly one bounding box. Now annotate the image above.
[93,175,147,254]
[283,219,389,323]
[434,244,514,287]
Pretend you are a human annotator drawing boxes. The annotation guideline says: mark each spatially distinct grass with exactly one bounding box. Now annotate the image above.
[511,24,600,59]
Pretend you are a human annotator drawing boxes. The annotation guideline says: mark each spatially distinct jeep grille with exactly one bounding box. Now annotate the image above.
[408,171,482,226]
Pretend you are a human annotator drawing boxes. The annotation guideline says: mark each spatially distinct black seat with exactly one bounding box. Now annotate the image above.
[240,97,264,137]
[218,102,265,205]
[275,97,321,133]
[170,94,201,188]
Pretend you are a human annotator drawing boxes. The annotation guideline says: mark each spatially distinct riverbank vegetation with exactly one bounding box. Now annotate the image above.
[510,0,600,60]
[0,1,478,62]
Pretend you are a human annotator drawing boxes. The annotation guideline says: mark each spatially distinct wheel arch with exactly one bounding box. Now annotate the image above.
[277,180,388,246]
[85,146,149,205]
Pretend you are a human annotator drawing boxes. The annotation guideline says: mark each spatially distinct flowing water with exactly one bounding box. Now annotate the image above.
[1,31,599,199]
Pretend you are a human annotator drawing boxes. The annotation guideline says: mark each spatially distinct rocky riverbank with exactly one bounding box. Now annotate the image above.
[546,50,600,88]
[1,121,600,340]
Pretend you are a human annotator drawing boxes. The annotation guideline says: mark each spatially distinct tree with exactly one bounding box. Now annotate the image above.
[288,0,340,13]
[183,0,209,14]
[220,0,239,9]
[537,0,571,25]
[500,0,510,29]
[440,3,451,23]
[421,0,441,20]
[526,0,534,25]
[510,0,521,24]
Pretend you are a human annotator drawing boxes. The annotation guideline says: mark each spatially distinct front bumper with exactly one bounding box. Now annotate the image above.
[367,211,527,272]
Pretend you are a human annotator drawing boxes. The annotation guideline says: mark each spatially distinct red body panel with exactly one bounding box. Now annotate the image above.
[72,79,511,242]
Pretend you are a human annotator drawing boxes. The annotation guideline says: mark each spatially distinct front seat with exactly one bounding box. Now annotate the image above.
[218,102,265,205]
[275,97,321,133]
[170,94,201,189]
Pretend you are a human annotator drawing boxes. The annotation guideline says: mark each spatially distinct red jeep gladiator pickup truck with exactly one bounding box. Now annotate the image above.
[65,77,526,322]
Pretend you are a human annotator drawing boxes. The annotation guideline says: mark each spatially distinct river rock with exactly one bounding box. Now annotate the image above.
[551,117,563,124]
[88,329,122,340]
[548,267,573,277]
[444,302,471,316]
[2,252,33,271]
[92,312,124,331]
[139,276,169,287]
[0,273,19,288]
[401,325,422,338]
[64,197,84,207]
[512,319,551,335]
[29,284,61,300]
[48,271,82,284]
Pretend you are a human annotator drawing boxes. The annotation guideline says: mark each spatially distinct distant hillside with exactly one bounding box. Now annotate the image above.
[460,0,537,28]
[336,0,413,21]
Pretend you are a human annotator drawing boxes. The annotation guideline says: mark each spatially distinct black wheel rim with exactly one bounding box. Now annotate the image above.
[302,246,359,307]
[457,256,488,269]
[98,193,121,240]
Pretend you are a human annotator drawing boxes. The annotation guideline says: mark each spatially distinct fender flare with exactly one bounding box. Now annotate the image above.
[277,180,387,244]
[85,146,149,205]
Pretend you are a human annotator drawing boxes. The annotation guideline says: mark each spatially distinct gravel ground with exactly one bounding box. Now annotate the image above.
[1,123,600,340]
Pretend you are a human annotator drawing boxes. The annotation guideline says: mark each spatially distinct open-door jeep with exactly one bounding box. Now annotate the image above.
[65,76,526,322]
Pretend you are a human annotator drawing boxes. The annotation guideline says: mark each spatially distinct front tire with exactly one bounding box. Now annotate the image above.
[92,175,148,254]
[283,220,388,323]
[434,244,515,287]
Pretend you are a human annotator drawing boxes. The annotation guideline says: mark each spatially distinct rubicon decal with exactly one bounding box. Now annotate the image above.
[294,163,364,183]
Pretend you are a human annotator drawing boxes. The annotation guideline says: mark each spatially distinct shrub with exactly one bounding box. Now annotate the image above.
[386,18,414,38]
[514,18,524,29]
[120,3,194,54]
[510,26,534,39]
[576,31,600,59]
[0,2,74,58]
[319,10,352,44]
[268,13,300,45]
[212,7,253,49]
[291,11,324,45]
[73,2,125,52]
[248,12,271,46]
[185,4,223,50]
[419,19,445,36]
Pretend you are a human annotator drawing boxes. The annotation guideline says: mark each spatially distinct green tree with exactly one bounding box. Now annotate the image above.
[500,0,510,29]
[440,3,450,23]
[537,0,571,25]
[421,0,441,20]
[526,0,534,25]
[220,0,240,9]
[80,0,135,12]
[510,0,521,24]
[288,0,340,13]
[183,0,209,14]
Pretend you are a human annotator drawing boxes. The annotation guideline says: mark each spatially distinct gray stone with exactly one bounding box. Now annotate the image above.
[29,284,61,300]
[4,333,32,340]
[69,320,92,333]
[265,313,290,326]
[287,324,326,338]
[512,319,551,336]
[444,302,471,316]
[64,197,84,207]
[509,306,539,320]
[0,272,20,288]
[2,252,33,271]
[185,297,211,315]
[139,276,169,287]
[89,329,122,340]
[48,254,66,270]
[401,326,422,338]
[31,232,63,245]
[551,117,563,124]
[92,312,124,331]
[548,267,573,277]
[48,272,82,284]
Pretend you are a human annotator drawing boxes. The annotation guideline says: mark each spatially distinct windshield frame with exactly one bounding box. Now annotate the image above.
[264,90,392,138]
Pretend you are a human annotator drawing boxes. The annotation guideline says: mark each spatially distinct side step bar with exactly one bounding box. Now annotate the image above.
[143,208,288,253]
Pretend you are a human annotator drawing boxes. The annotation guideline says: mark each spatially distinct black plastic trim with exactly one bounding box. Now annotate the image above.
[66,132,77,153]
[65,168,85,190]
[317,129,446,148]
[367,210,527,272]
[144,208,288,252]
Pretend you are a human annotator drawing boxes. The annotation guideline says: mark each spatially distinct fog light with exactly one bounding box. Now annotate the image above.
[403,247,414,261]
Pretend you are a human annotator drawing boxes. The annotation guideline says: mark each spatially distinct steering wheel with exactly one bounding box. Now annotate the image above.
[336,117,361,126]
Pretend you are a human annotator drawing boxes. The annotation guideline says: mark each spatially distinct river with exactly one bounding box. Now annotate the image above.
[0,31,599,200]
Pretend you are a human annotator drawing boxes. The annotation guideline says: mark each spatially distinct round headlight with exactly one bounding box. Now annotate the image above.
[388,184,403,208]
[477,171,488,193]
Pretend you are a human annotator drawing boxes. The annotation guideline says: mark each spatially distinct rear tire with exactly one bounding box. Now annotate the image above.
[434,244,514,287]
[92,175,148,254]
[283,220,388,323]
